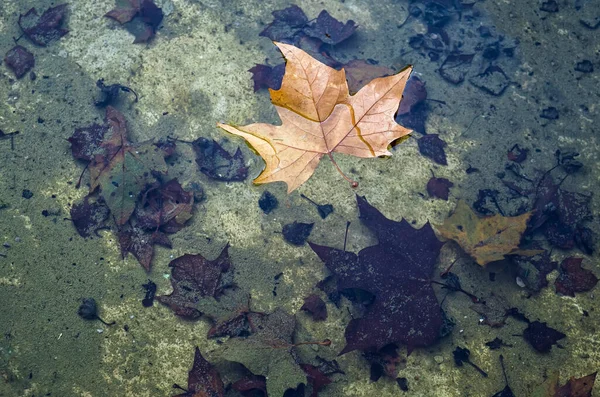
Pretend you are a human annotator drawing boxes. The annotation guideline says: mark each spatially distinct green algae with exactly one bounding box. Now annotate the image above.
[1,0,599,396]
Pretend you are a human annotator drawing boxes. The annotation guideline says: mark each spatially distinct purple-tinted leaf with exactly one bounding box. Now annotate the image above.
[301,294,327,321]
[249,63,285,91]
[303,10,357,45]
[418,134,448,165]
[18,4,69,46]
[118,225,171,271]
[310,195,444,354]
[3,46,35,79]
[426,176,453,200]
[555,257,598,297]
[70,195,110,238]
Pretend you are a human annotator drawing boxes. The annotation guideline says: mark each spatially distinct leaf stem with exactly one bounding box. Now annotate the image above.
[327,153,358,188]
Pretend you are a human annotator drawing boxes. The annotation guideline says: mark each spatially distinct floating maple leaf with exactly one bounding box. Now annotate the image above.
[174,347,224,397]
[436,200,538,266]
[218,42,412,193]
[310,195,445,354]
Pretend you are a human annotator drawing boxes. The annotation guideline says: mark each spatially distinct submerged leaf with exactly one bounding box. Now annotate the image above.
[310,195,444,354]
[222,309,306,397]
[437,200,535,266]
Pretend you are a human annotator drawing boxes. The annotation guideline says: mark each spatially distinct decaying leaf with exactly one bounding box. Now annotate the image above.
[18,4,69,46]
[174,347,224,397]
[310,195,445,354]
[436,200,536,266]
[222,309,307,397]
[554,257,598,297]
[157,245,232,320]
[218,42,412,193]
[105,0,163,43]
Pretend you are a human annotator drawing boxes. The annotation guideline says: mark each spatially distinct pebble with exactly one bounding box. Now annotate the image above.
[434,355,444,364]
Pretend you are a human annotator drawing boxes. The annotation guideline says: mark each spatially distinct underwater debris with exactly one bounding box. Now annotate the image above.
[418,134,448,165]
[248,63,285,91]
[453,346,488,377]
[301,294,328,321]
[282,221,314,246]
[69,195,111,238]
[258,190,279,214]
[173,347,225,397]
[94,79,138,107]
[141,280,157,307]
[157,245,233,320]
[301,194,333,219]
[507,144,528,163]
[77,298,115,326]
[192,138,249,182]
[491,355,515,397]
[395,75,429,134]
[554,257,598,297]
[18,4,69,46]
[3,46,35,79]
[105,0,163,43]
[426,175,454,200]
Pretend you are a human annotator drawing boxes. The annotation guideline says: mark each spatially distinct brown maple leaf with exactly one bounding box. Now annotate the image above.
[436,200,540,266]
[218,42,412,193]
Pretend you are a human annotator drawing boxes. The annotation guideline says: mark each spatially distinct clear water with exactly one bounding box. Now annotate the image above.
[1,0,599,396]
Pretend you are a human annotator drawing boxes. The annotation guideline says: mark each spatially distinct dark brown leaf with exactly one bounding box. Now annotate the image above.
[426,176,453,200]
[555,372,597,397]
[554,257,598,297]
[118,225,171,271]
[522,321,565,353]
[301,294,327,321]
[418,134,447,165]
[3,46,35,79]
[192,138,248,182]
[70,195,110,238]
[18,4,69,46]
[174,347,224,397]
[157,245,232,319]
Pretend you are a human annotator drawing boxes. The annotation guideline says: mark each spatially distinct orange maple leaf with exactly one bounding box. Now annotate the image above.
[218,42,412,193]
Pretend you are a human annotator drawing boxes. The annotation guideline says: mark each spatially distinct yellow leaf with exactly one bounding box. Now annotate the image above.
[436,200,536,266]
[218,42,412,193]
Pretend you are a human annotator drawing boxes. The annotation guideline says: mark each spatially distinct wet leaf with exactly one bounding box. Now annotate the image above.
[192,138,248,182]
[301,294,328,321]
[554,372,597,397]
[282,222,314,246]
[395,75,429,134]
[118,224,171,271]
[554,257,598,297]
[218,42,412,193]
[222,309,306,397]
[105,0,163,43]
[427,176,453,200]
[71,106,169,226]
[174,347,224,397]
[135,179,194,233]
[303,10,357,45]
[436,200,535,266]
[522,321,565,353]
[18,4,69,46]
[310,195,445,354]
[418,134,447,165]
[343,59,395,93]
[3,46,35,79]
[70,194,110,238]
[157,245,232,319]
